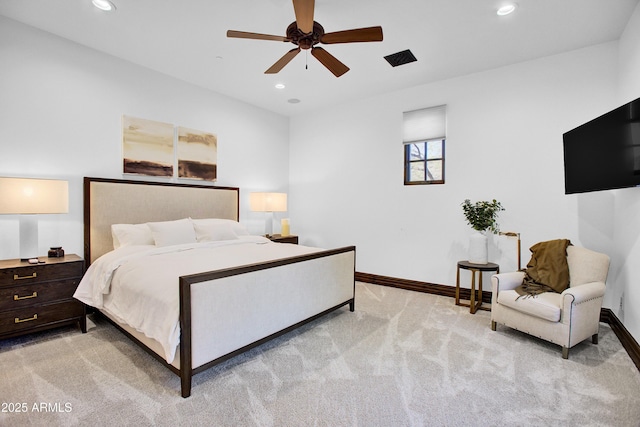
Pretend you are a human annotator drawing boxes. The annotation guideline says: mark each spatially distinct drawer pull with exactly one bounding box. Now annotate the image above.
[14,292,38,301]
[15,314,38,323]
[14,272,37,280]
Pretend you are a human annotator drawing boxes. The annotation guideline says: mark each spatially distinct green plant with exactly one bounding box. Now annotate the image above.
[461,199,504,233]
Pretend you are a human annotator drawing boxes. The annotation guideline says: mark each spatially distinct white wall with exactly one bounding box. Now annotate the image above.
[289,43,621,304]
[0,16,290,260]
[614,3,640,340]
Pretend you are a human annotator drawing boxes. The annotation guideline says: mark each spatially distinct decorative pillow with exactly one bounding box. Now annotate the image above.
[147,218,197,247]
[111,223,154,249]
[192,222,239,242]
[191,218,249,242]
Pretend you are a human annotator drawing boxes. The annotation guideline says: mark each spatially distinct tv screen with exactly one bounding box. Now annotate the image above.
[563,97,640,194]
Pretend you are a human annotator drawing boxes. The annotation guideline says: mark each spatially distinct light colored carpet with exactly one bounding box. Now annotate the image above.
[1,282,639,427]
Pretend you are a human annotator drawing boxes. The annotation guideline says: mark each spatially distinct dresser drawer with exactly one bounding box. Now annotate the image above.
[0,262,83,286]
[0,279,81,311]
[0,301,85,335]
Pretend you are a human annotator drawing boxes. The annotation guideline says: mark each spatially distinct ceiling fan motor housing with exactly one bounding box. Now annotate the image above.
[287,21,325,50]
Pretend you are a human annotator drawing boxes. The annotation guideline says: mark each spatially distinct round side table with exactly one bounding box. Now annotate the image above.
[455,261,499,314]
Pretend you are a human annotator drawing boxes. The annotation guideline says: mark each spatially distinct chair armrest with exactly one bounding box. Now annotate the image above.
[561,281,606,304]
[492,271,525,294]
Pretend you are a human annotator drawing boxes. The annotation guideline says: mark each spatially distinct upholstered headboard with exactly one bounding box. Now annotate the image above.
[84,177,240,265]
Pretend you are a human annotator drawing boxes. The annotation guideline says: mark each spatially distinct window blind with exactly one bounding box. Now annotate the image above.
[402,105,446,144]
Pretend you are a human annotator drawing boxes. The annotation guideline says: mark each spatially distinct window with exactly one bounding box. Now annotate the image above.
[405,139,445,184]
[403,105,446,185]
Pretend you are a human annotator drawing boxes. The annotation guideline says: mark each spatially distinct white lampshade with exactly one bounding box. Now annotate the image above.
[0,177,69,214]
[249,192,287,212]
[0,177,69,260]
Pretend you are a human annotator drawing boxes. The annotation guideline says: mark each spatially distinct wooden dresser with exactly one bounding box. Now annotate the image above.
[0,254,86,339]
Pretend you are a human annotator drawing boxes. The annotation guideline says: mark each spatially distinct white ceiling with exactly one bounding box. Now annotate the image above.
[1,0,638,116]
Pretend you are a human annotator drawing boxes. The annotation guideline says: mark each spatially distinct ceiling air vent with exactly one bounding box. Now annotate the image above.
[384,49,417,67]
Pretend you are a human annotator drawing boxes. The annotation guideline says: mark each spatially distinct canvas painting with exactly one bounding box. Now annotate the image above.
[122,115,174,177]
[177,126,217,181]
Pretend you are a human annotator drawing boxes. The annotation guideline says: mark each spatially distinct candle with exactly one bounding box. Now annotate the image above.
[281,218,290,236]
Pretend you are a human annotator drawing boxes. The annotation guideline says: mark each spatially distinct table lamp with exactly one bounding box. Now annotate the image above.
[249,192,287,237]
[0,177,69,260]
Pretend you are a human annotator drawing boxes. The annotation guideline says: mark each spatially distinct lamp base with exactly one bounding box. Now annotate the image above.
[19,215,39,260]
[264,212,274,237]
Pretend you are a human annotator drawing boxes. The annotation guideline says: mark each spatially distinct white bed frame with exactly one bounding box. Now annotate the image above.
[83,177,356,397]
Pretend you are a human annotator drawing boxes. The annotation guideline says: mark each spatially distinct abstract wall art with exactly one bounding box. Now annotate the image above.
[177,126,217,181]
[122,115,174,177]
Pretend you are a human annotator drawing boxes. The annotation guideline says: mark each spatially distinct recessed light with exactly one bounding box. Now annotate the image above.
[275,83,285,89]
[288,98,301,104]
[92,0,116,12]
[497,4,517,16]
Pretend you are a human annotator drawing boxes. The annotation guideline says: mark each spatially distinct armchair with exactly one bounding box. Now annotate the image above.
[490,245,610,359]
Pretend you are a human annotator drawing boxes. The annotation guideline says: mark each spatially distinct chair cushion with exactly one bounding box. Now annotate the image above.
[497,290,562,322]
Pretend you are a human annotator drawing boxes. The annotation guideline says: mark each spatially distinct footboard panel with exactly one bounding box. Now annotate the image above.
[179,246,355,397]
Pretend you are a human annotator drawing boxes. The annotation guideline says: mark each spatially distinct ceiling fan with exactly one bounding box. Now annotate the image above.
[226,0,383,77]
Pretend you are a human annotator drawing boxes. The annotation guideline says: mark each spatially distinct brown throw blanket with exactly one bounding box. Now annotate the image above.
[516,239,572,298]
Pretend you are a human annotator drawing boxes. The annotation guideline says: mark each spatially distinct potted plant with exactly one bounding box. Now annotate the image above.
[461,199,504,264]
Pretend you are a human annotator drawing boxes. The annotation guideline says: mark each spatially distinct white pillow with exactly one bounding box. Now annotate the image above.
[111,223,154,249]
[147,218,197,247]
[192,222,239,242]
[191,218,249,242]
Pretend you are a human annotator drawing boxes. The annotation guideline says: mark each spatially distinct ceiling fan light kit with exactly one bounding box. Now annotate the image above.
[227,0,383,77]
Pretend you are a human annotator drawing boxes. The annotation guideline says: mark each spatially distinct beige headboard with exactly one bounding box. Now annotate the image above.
[84,177,239,265]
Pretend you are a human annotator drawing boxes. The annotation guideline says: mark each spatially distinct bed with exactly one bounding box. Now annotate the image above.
[76,177,356,397]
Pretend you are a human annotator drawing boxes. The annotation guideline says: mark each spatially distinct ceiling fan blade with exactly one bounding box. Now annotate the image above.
[311,47,349,77]
[227,30,290,42]
[321,26,384,44]
[265,48,301,74]
[292,0,315,34]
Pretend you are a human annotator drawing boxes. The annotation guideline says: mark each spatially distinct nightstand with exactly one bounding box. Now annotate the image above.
[0,254,86,339]
[268,234,299,244]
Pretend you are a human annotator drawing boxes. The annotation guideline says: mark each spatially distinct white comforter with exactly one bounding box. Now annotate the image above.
[74,236,321,363]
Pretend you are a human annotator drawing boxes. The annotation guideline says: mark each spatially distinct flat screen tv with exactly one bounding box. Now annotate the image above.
[563,97,640,194]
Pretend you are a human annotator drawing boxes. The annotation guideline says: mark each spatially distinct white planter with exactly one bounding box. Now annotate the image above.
[468,231,488,264]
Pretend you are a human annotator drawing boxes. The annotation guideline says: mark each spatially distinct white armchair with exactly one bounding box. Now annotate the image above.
[490,245,610,359]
